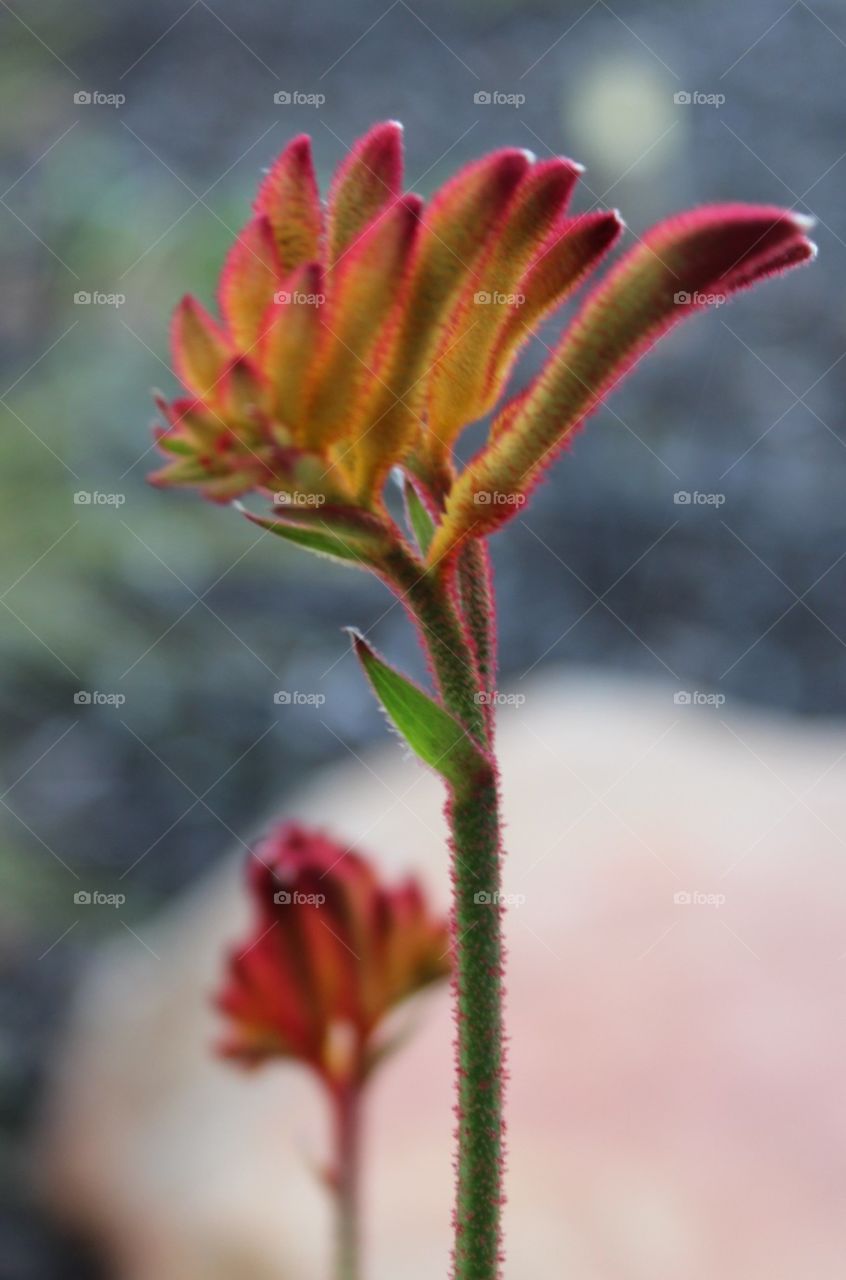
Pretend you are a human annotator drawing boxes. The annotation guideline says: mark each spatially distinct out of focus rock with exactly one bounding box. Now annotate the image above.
[38,671,846,1277]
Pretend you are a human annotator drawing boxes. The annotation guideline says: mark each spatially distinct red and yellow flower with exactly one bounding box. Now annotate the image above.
[151,121,815,565]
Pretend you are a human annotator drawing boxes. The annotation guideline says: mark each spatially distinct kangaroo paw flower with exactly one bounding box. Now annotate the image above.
[153,125,815,1280]
[216,822,451,1088]
[150,126,815,570]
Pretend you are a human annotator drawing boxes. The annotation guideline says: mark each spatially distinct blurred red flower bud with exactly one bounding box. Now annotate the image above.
[216,822,451,1088]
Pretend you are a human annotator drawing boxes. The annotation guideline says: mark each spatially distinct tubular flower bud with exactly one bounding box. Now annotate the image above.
[216,822,451,1087]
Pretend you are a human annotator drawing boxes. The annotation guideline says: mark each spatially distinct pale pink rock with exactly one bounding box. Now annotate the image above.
[40,672,846,1277]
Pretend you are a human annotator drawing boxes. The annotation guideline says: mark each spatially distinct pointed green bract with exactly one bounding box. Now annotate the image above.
[403,478,435,555]
[249,517,372,567]
[347,629,488,783]
[241,504,391,570]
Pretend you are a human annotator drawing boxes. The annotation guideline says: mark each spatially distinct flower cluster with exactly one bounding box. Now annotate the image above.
[216,822,450,1088]
[152,121,814,564]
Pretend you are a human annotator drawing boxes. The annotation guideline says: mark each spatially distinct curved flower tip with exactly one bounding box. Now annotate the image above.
[253,133,323,274]
[215,821,451,1086]
[427,204,816,564]
[328,119,405,261]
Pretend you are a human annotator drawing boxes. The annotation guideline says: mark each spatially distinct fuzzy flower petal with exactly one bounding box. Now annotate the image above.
[327,120,405,264]
[253,133,323,273]
[428,206,815,561]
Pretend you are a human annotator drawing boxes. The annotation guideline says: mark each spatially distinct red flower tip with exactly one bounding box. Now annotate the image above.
[216,822,451,1086]
[638,203,816,300]
[327,121,405,260]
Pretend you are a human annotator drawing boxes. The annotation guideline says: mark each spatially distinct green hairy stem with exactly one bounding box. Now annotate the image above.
[333,1085,362,1280]
[386,546,505,1280]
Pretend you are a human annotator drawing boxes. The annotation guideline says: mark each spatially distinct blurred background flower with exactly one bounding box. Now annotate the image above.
[216,822,449,1280]
[216,821,450,1080]
[1,0,844,1274]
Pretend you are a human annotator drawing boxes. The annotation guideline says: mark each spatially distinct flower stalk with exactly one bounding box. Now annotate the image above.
[390,554,505,1278]
[332,1082,362,1280]
[448,766,503,1280]
[153,120,815,1280]
[215,823,451,1279]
